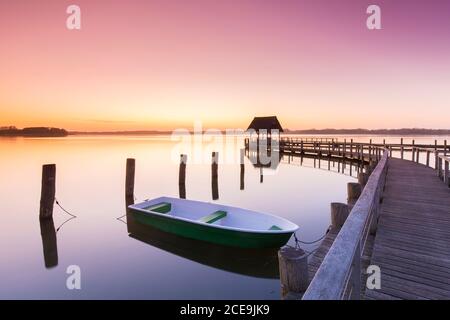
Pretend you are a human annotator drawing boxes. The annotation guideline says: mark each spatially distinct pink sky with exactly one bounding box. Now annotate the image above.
[1,0,450,131]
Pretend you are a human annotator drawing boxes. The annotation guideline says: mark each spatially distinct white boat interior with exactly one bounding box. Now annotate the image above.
[129,196,299,233]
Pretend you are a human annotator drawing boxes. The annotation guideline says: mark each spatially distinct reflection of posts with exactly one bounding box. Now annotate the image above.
[125,158,135,205]
[40,164,56,219]
[40,218,58,268]
[212,152,219,200]
[240,149,245,190]
[179,154,187,199]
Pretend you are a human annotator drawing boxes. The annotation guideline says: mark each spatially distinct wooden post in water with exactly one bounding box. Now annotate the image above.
[40,164,56,220]
[212,152,219,200]
[330,203,350,230]
[179,154,187,199]
[435,151,439,170]
[347,182,362,205]
[400,138,404,159]
[125,158,135,204]
[40,218,58,268]
[358,172,368,187]
[240,149,245,190]
[278,246,309,299]
[350,139,353,157]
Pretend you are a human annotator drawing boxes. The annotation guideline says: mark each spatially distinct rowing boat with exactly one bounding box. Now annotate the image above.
[128,197,299,248]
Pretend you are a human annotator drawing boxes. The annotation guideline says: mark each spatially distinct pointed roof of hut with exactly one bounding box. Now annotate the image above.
[247,116,283,133]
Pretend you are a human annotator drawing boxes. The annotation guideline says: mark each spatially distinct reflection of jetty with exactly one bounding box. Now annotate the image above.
[266,138,450,300]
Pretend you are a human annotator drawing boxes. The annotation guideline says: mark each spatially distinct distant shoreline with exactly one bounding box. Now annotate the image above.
[70,128,450,136]
[3,127,450,137]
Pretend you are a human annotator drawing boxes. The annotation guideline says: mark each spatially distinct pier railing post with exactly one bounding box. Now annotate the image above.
[426,151,430,167]
[40,164,56,220]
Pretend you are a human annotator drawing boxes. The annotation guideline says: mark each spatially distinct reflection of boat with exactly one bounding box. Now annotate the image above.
[128,197,298,248]
[126,217,279,279]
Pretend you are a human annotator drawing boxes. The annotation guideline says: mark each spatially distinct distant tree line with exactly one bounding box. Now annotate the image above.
[284,128,450,135]
[0,127,68,137]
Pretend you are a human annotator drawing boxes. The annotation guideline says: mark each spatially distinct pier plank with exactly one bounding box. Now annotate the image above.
[364,158,450,300]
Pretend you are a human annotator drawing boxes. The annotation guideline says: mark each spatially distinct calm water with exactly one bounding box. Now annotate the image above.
[0,134,447,299]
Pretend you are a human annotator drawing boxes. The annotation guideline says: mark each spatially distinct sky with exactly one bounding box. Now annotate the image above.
[1,0,450,131]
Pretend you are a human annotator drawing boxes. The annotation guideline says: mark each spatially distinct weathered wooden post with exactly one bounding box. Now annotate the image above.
[330,202,350,230]
[40,218,58,268]
[400,138,404,159]
[350,139,353,157]
[125,158,135,203]
[358,172,368,187]
[416,148,420,163]
[179,154,187,199]
[435,151,439,170]
[278,246,309,299]
[40,164,56,220]
[411,140,415,161]
[426,150,431,167]
[445,140,448,157]
[347,182,362,205]
[212,152,219,200]
[240,149,245,190]
[444,159,449,186]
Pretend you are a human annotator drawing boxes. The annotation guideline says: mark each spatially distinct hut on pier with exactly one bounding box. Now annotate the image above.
[246,116,283,139]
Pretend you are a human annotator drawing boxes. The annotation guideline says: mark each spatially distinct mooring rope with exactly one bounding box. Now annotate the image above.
[54,198,77,218]
[294,226,331,245]
[56,216,76,233]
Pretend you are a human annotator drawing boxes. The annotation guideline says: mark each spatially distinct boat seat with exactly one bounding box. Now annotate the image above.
[198,210,227,224]
[269,225,282,230]
[143,202,171,214]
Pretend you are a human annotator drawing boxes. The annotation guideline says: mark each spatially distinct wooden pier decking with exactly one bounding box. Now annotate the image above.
[245,137,450,299]
[364,158,450,300]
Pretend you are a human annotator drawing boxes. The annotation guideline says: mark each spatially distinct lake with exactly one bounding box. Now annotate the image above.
[0,134,447,299]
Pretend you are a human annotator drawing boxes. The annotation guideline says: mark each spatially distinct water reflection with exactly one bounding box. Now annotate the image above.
[39,218,58,269]
[126,214,279,279]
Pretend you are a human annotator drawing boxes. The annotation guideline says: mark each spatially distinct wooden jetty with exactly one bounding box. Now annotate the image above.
[245,136,450,299]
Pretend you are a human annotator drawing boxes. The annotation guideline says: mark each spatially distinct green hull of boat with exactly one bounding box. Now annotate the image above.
[130,209,293,249]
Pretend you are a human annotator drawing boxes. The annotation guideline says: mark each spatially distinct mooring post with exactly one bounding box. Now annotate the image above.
[125,158,136,202]
[212,152,219,199]
[240,149,245,190]
[347,182,362,205]
[40,218,58,268]
[358,172,368,187]
[435,151,439,170]
[179,154,187,199]
[39,164,56,220]
[400,138,404,159]
[330,202,350,230]
[278,246,309,299]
